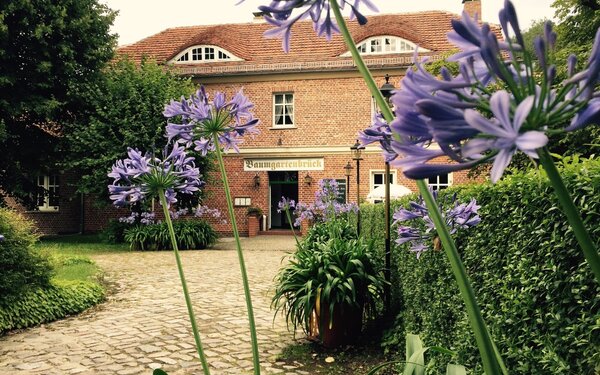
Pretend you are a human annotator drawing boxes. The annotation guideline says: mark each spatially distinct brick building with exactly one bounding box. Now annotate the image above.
[14,1,487,236]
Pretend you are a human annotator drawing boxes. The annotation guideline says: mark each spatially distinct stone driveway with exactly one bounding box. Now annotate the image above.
[0,236,311,375]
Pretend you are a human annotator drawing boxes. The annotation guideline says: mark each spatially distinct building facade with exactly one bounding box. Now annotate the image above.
[14,1,488,236]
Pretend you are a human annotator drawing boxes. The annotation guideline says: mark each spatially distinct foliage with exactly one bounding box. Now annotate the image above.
[367,334,465,375]
[0,0,117,207]
[63,57,204,200]
[301,219,357,252]
[100,218,133,244]
[0,279,104,333]
[124,219,217,250]
[362,157,600,374]
[0,207,53,300]
[553,0,600,49]
[272,219,386,338]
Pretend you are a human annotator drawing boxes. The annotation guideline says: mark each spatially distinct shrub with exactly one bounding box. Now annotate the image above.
[362,158,600,374]
[0,280,104,333]
[99,218,132,244]
[124,219,217,250]
[0,208,53,300]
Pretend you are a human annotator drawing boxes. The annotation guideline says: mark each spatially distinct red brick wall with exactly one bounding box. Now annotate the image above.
[7,172,82,236]
[82,195,130,233]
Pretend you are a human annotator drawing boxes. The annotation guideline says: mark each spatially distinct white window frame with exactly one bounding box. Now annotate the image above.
[37,174,59,211]
[272,93,295,128]
[171,45,243,64]
[342,36,430,57]
[370,170,397,192]
[427,173,453,190]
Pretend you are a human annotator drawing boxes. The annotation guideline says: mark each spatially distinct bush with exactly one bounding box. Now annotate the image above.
[362,158,600,374]
[0,208,53,300]
[124,219,217,250]
[100,218,133,244]
[0,280,104,333]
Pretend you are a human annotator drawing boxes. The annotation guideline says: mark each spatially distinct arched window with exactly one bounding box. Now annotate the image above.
[171,45,243,63]
[341,36,429,56]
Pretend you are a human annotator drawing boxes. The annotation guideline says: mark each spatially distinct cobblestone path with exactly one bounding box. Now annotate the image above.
[0,236,310,375]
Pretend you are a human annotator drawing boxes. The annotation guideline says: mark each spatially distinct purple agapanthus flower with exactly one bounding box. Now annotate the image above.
[368,0,600,184]
[242,0,377,52]
[164,87,259,155]
[277,196,296,213]
[394,191,480,259]
[287,179,358,227]
[108,145,203,208]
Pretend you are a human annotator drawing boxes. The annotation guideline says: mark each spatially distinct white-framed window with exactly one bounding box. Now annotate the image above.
[171,45,243,64]
[273,93,294,127]
[342,36,429,57]
[37,175,59,211]
[427,173,453,190]
[370,170,397,192]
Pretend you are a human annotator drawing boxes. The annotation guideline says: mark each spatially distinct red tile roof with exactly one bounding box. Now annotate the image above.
[117,11,499,76]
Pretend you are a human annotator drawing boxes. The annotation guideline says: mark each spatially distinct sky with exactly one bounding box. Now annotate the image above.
[101,0,557,46]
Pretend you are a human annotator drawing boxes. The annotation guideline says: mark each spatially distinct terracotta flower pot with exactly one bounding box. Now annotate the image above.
[312,302,363,348]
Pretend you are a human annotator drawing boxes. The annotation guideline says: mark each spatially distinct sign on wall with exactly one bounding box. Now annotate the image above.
[244,158,325,171]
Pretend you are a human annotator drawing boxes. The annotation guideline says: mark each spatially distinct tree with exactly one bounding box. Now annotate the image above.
[63,57,205,201]
[0,0,117,207]
[553,0,600,49]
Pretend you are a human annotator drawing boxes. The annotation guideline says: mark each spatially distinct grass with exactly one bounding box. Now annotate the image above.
[36,234,128,283]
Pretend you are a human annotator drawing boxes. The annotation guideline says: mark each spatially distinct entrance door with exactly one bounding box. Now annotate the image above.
[269,171,298,229]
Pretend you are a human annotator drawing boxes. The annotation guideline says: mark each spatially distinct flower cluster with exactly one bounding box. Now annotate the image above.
[164,87,259,155]
[394,191,480,259]
[287,179,358,227]
[245,0,378,52]
[361,0,600,183]
[108,145,202,208]
[277,196,296,213]
[118,211,157,225]
[0,234,4,242]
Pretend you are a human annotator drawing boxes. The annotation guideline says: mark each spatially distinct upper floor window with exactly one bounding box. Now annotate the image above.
[273,93,294,127]
[37,174,59,211]
[427,173,453,191]
[342,36,429,57]
[171,45,243,64]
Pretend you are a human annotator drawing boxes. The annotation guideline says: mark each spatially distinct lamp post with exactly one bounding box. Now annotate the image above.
[344,162,353,204]
[350,140,364,235]
[379,74,395,312]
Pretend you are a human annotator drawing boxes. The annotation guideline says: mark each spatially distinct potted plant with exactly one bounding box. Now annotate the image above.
[272,220,386,348]
[246,206,263,237]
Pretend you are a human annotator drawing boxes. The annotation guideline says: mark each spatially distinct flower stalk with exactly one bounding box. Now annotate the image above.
[212,134,261,375]
[330,1,505,373]
[537,148,600,283]
[158,189,211,375]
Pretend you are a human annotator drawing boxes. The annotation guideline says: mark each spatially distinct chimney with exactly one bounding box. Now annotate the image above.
[462,0,481,20]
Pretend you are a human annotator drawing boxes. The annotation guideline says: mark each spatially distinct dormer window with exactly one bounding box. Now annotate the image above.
[171,45,243,64]
[341,36,429,56]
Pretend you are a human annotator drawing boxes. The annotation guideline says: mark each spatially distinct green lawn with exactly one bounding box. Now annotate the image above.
[37,234,128,282]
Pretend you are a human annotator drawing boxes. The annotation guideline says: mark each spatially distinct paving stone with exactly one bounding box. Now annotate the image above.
[0,237,308,374]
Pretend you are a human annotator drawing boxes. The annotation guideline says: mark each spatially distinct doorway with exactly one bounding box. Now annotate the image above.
[269,171,298,229]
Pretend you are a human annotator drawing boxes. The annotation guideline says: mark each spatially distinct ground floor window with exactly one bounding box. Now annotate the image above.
[427,173,453,190]
[37,174,60,211]
[370,170,397,192]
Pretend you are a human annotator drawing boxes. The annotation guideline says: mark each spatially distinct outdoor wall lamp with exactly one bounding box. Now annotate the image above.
[304,173,313,186]
[253,173,261,188]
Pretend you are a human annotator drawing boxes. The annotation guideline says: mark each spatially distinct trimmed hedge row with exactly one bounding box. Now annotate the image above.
[361,159,600,374]
[0,280,105,333]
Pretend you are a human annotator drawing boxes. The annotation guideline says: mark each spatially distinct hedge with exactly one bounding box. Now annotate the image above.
[0,280,105,333]
[361,158,600,374]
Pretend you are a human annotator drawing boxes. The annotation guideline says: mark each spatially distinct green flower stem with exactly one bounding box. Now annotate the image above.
[158,190,211,375]
[330,1,505,374]
[537,148,600,284]
[212,135,261,375]
[284,208,301,247]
